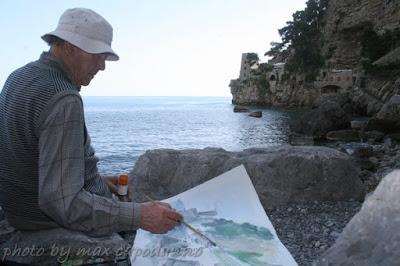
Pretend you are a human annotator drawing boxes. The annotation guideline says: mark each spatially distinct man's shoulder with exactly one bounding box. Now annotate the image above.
[3,60,82,119]
[10,59,78,97]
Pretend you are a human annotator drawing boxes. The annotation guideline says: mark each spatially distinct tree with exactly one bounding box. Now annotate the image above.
[265,0,328,79]
[246,53,259,66]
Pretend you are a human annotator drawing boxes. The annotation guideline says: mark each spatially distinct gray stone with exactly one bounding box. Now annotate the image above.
[291,101,351,140]
[363,130,385,142]
[366,95,400,133]
[248,111,262,118]
[326,129,360,141]
[0,228,129,265]
[233,105,250,113]
[366,101,383,117]
[373,46,400,67]
[0,220,15,245]
[354,158,376,171]
[130,146,364,209]
[386,132,400,142]
[351,120,368,130]
[0,207,15,245]
[290,134,315,146]
[383,137,393,148]
[350,144,373,158]
[315,170,400,266]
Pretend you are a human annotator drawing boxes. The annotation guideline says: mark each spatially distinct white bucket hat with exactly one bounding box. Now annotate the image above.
[42,8,119,61]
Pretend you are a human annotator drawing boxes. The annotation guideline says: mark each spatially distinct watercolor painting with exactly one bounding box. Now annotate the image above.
[131,165,297,266]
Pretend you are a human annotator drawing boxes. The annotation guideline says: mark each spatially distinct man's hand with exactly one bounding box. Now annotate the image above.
[101,175,134,201]
[140,201,183,234]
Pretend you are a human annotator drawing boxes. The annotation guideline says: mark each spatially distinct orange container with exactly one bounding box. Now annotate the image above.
[118,175,129,186]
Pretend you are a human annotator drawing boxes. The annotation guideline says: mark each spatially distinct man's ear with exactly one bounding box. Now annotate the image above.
[64,42,76,56]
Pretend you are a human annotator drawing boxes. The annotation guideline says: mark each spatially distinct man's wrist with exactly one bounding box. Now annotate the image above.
[133,202,142,229]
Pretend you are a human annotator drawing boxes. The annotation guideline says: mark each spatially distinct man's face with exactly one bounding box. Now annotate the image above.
[67,44,108,87]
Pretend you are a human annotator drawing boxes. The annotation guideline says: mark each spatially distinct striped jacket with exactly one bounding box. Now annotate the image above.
[0,52,140,235]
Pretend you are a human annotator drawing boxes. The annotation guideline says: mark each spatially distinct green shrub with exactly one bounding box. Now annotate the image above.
[257,75,271,97]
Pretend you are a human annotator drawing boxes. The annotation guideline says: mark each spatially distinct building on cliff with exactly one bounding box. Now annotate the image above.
[238,53,259,80]
[314,69,355,95]
[230,53,285,105]
[230,0,400,113]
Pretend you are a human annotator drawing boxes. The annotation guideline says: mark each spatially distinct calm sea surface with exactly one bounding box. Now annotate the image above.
[83,96,296,175]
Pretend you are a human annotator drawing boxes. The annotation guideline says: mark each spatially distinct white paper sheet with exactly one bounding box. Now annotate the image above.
[131,165,297,266]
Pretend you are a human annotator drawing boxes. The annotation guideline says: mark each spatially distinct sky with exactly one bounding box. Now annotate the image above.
[0,0,307,96]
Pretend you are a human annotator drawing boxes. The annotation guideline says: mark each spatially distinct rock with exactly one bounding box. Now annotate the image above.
[351,120,368,130]
[361,170,377,192]
[291,101,351,139]
[248,111,262,118]
[0,228,129,266]
[352,145,373,158]
[0,220,15,245]
[315,170,400,266]
[230,1,400,111]
[386,133,400,142]
[373,46,400,67]
[0,207,14,245]
[290,134,315,146]
[383,137,393,148]
[130,146,364,209]
[314,92,352,113]
[233,106,250,112]
[366,101,383,117]
[366,95,400,133]
[354,158,376,172]
[322,0,400,71]
[326,129,360,141]
[363,130,385,142]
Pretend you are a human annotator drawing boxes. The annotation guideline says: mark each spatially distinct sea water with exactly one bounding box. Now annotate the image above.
[83,96,295,175]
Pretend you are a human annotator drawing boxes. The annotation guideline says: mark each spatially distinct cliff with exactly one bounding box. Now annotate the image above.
[230,0,400,115]
[322,0,400,69]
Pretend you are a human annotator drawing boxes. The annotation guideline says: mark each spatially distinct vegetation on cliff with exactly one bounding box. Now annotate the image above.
[361,26,400,75]
[265,0,328,81]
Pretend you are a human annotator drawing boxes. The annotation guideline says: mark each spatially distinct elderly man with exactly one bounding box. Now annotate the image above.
[0,7,182,241]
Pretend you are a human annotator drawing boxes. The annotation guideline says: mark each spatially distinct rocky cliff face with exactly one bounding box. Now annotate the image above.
[230,0,400,114]
[322,0,400,69]
[230,55,320,107]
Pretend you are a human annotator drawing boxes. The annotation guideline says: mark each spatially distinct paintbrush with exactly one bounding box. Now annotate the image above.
[145,195,217,247]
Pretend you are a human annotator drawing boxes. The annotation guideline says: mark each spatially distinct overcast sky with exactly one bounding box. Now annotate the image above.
[0,0,307,96]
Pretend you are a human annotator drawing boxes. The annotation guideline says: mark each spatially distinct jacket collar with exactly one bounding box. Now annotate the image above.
[39,51,80,91]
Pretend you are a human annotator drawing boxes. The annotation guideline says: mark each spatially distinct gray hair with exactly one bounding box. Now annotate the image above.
[44,35,65,47]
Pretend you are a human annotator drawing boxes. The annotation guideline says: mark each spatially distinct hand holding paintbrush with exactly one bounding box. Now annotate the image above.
[140,197,183,234]
[145,195,217,247]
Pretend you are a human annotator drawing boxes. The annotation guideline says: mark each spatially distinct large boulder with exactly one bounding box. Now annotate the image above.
[314,92,353,116]
[130,146,364,209]
[315,170,400,266]
[366,95,400,133]
[291,101,351,139]
[352,89,383,117]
